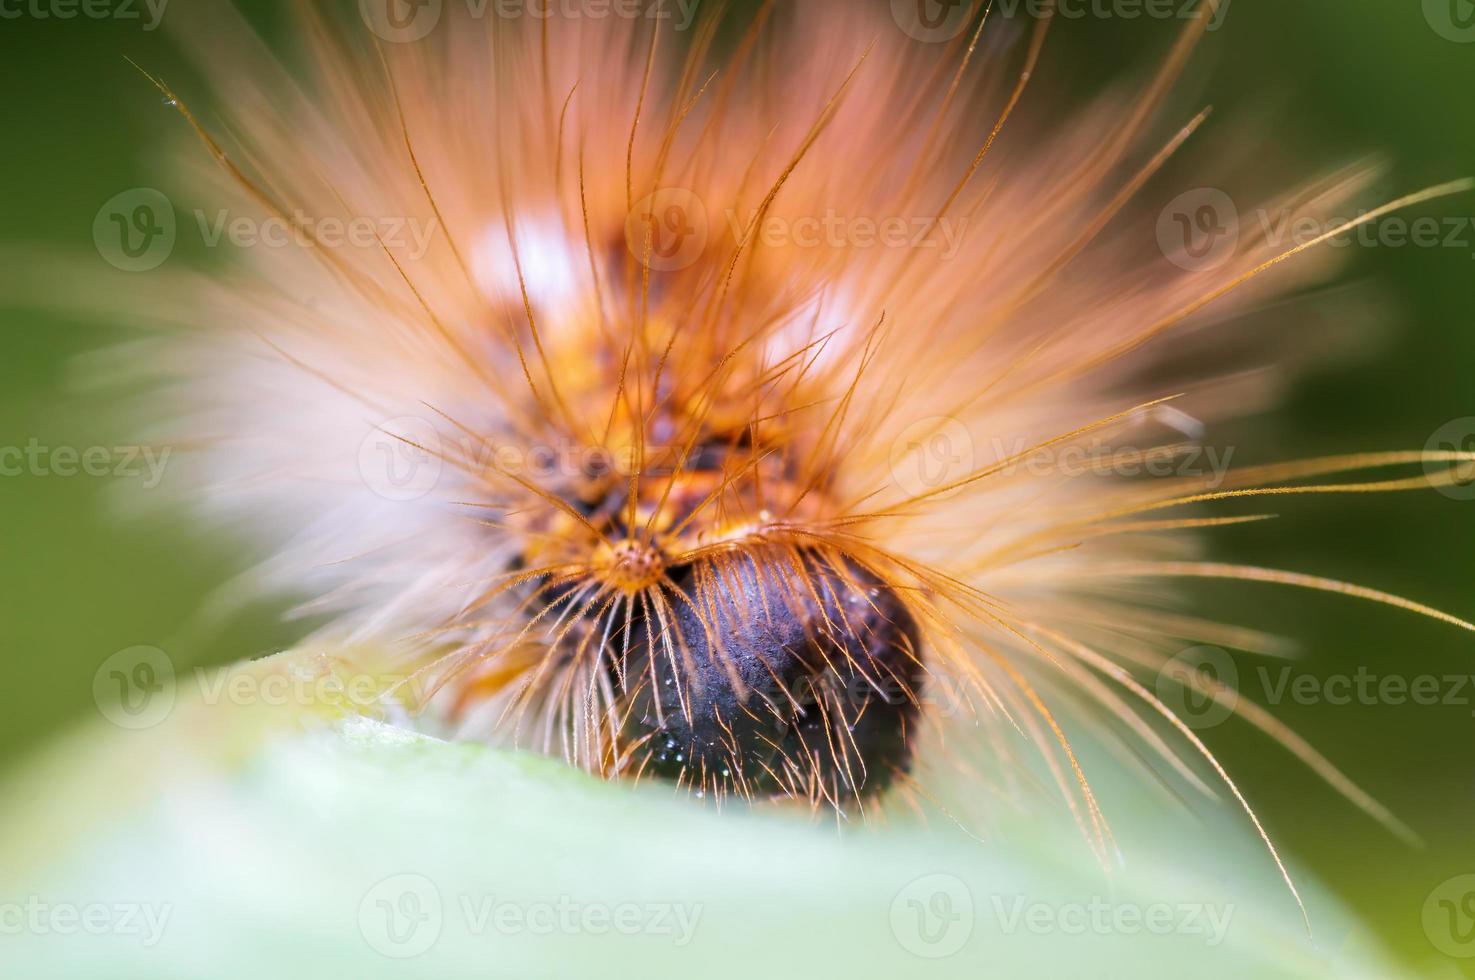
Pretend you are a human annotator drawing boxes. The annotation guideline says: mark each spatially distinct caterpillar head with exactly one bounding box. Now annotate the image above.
[433,285,938,802]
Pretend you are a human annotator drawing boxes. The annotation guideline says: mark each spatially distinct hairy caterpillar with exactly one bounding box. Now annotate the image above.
[107,0,1473,930]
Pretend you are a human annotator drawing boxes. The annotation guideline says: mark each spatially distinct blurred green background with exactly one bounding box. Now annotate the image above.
[0,0,1471,973]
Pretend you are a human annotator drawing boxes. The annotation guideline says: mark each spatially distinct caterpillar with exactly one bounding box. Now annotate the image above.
[107,0,1472,928]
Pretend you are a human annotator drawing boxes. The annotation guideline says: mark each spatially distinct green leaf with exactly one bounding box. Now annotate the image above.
[0,648,1416,978]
